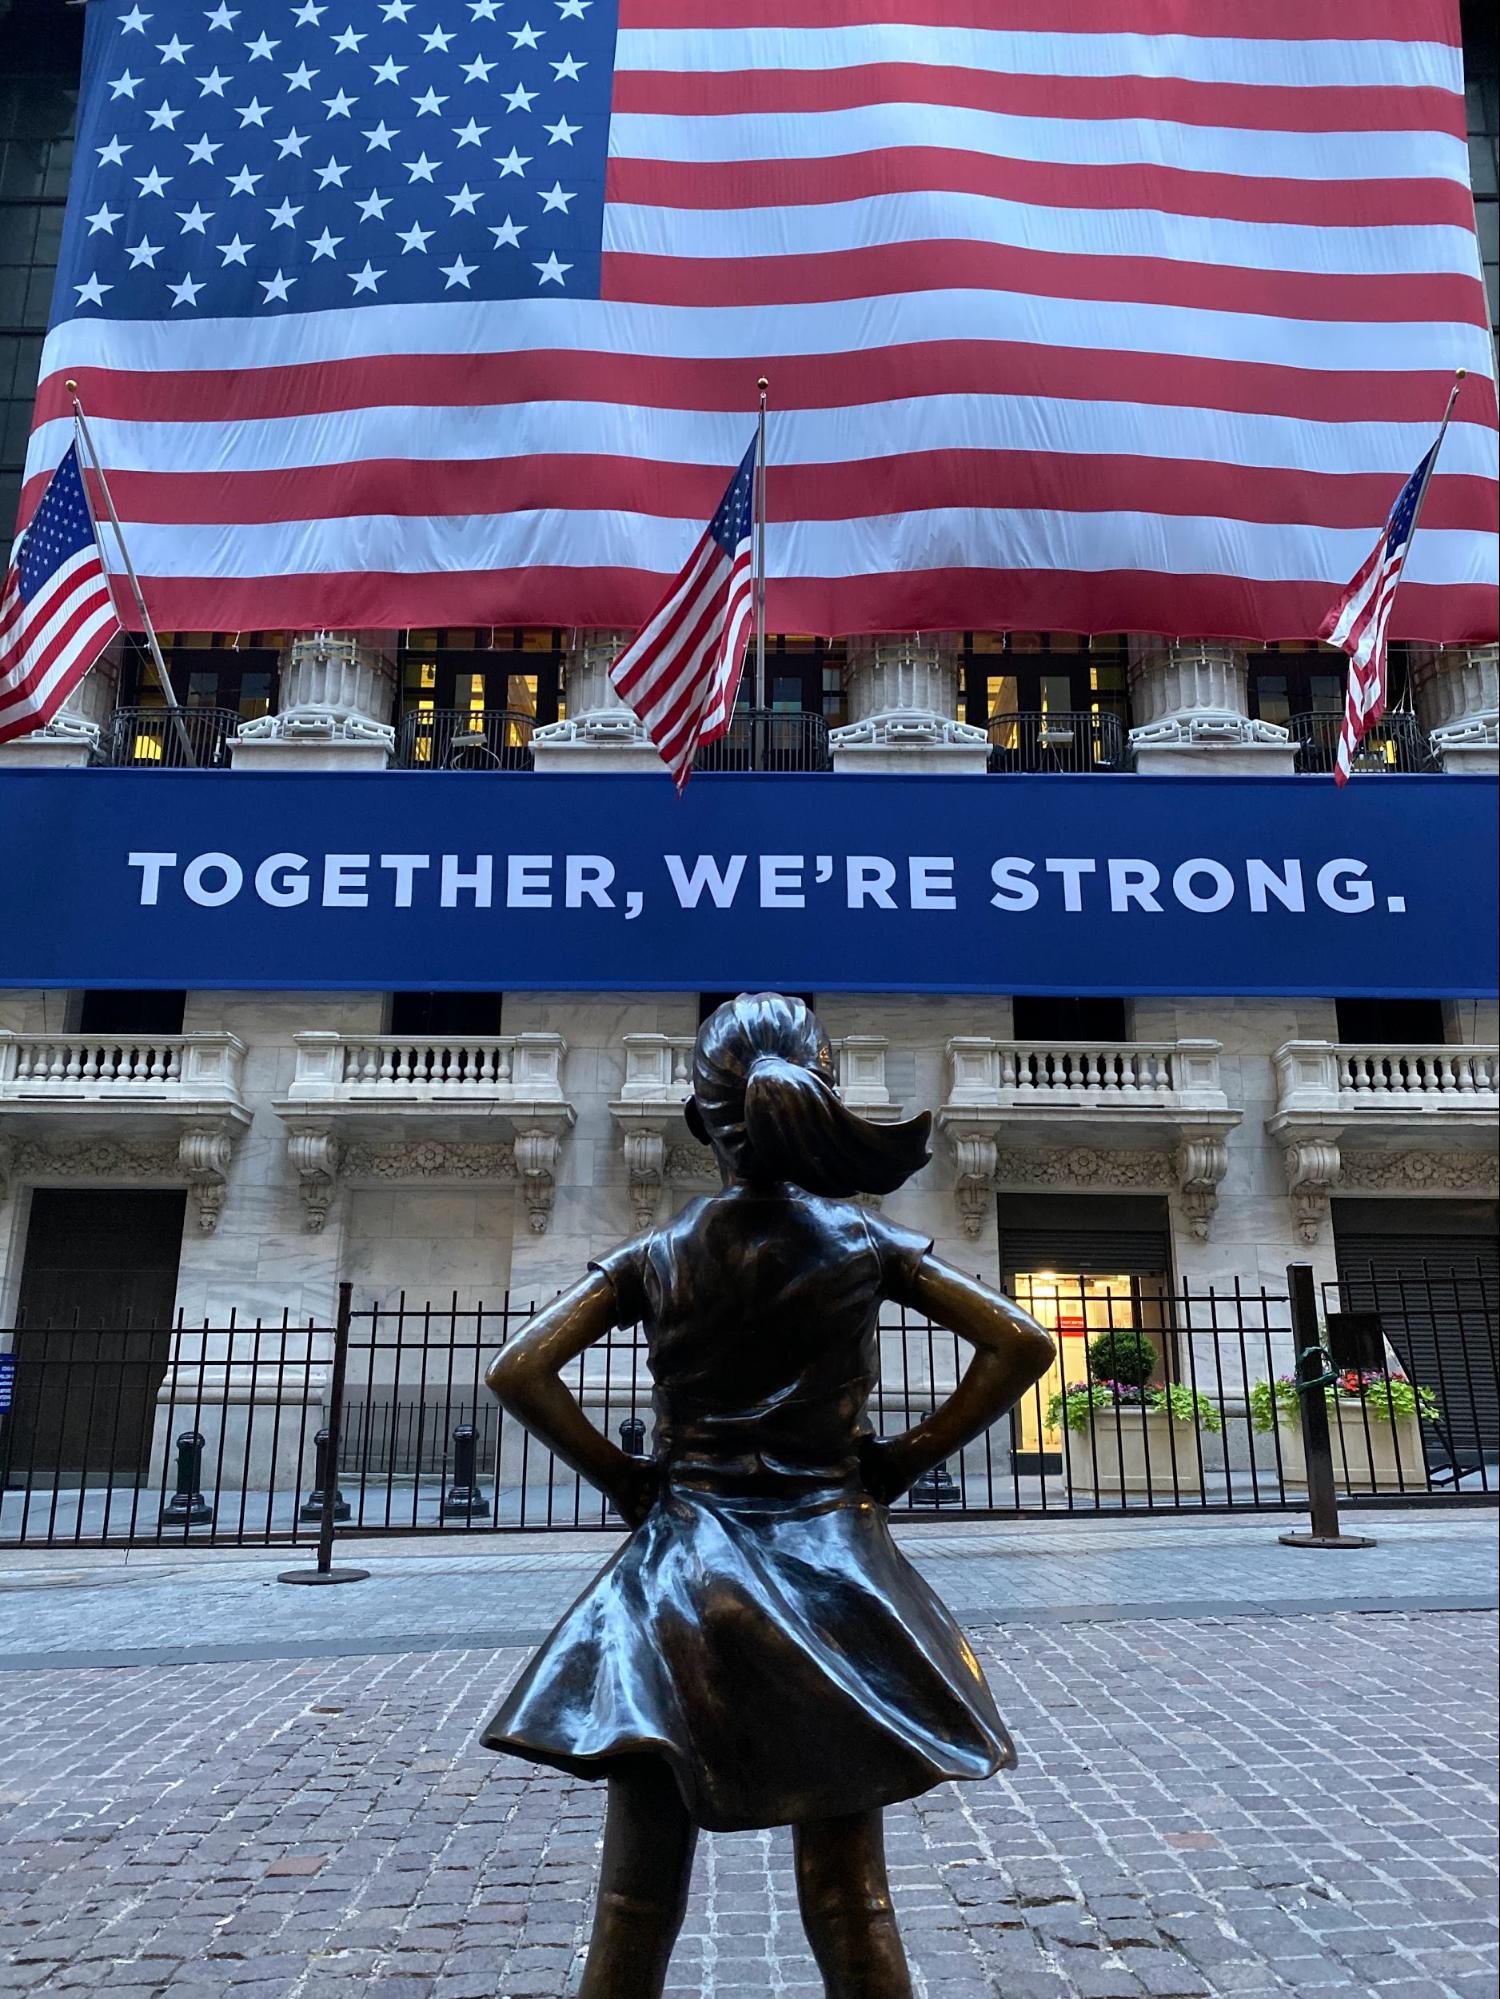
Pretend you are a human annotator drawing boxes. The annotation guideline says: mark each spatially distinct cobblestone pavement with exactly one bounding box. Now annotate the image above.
[1,1509,1495,1667]
[2,1513,1496,1999]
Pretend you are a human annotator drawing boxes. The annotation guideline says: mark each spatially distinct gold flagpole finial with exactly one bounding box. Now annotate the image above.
[1456,367,1467,381]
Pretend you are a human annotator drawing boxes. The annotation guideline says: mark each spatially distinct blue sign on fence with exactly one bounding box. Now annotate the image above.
[0,1354,14,1415]
[0,770,1493,998]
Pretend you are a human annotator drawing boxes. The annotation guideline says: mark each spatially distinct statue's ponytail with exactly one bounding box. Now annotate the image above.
[690,993,931,1197]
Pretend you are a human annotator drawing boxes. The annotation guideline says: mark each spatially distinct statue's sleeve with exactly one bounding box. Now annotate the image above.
[588,1236,651,1327]
[863,1213,934,1296]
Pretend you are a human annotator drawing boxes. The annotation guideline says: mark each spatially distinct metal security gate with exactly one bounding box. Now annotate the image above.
[2,1269,1496,1548]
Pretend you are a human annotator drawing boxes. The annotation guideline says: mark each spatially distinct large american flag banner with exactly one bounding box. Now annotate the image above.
[20,0,1500,640]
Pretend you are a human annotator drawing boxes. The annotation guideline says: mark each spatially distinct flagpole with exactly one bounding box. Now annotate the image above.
[1404,367,1465,547]
[65,378,196,769]
[753,376,769,771]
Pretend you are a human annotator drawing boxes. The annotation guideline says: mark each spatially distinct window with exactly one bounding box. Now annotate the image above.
[121,635,281,722]
[735,636,846,723]
[76,990,187,1036]
[961,633,1129,728]
[1011,997,1129,1043]
[0,0,82,572]
[398,631,561,745]
[388,992,504,1038]
[1335,998,1448,1046]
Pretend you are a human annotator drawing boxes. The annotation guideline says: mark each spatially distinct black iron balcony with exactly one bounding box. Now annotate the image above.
[1290,711,1438,775]
[397,708,536,771]
[105,705,240,769]
[694,708,832,773]
[987,710,1127,774]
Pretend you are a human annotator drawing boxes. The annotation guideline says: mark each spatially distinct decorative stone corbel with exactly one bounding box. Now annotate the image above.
[1175,1137,1229,1242]
[953,1133,998,1238]
[177,1123,236,1233]
[514,1127,562,1233]
[1283,1138,1342,1245]
[622,1128,666,1229]
[288,1127,341,1234]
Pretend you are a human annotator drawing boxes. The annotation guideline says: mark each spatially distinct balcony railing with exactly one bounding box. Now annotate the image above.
[1273,1041,1499,1115]
[1290,711,1438,775]
[694,709,832,773]
[0,1030,247,1105]
[396,708,536,771]
[945,1038,1229,1110]
[283,1030,568,1106]
[105,705,239,769]
[987,711,1126,773]
[616,1031,891,1108]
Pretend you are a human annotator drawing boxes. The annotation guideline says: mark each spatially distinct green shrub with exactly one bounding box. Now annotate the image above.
[1086,1327,1157,1388]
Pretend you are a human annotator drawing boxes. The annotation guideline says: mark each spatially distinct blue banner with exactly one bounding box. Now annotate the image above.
[0,771,1493,998]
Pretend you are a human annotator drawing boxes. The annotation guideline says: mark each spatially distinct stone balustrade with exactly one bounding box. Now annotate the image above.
[937,1036,1241,1240]
[0,1030,249,1231]
[1266,1040,1499,1244]
[274,1030,575,1235]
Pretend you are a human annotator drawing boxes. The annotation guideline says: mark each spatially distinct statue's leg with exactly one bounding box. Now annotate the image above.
[792,1806,914,1999]
[577,1758,698,1999]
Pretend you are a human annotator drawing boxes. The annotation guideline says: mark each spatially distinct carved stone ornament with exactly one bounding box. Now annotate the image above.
[287,1128,342,1234]
[948,1134,1184,1237]
[0,1131,236,1230]
[513,1127,562,1233]
[1337,1148,1500,1195]
[664,1141,718,1188]
[1174,1137,1230,1243]
[622,1128,667,1229]
[1282,1138,1342,1245]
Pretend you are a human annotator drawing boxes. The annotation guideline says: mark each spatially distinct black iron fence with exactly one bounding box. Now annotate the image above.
[2,1267,1493,1547]
[987,710,1127,773]
[106,704,240,768]
[1290,710,1438,775]
[694,708,832,772]
[396,707,536,770]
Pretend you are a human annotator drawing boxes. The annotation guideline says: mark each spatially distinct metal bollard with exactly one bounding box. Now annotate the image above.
[159,1429,213,1526]
[441,1421,491,1518]
[299,1426,351,1523]
[619,1415,646,1458]
[910,1408,961,1508]
[1278,1263,1377,1551]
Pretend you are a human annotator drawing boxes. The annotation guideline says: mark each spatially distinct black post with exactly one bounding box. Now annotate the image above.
[910,1408,961,1508]
[1279,1262,1376,1551]
[298,1427,350,1523]
[619,1416,646,1458]
[159,1429,213,1526]
[280,1282,369,1583]
[441,1421,491,1518]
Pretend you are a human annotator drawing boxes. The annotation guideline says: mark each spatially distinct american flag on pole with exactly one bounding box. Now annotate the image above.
[610,437,756,789]
[0,443,122,746]
[1320,434,1441,785]
[18,0,1500,641]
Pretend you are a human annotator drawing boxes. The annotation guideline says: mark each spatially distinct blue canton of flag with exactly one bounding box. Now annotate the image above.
[55,0,619,320]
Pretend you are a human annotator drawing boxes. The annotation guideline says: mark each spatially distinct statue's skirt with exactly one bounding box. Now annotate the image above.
[480,1469,1013,1832]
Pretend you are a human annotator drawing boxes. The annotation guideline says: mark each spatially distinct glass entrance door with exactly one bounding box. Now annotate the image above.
[1007,1270,1169,1475]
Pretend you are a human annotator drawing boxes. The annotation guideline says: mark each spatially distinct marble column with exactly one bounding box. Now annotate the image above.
[530,627,663,771]
[0,639,120,767]
[1127,638,1294,774]
[829,633,989,773]
[230,631,397,769]
[1409,644,1499,775]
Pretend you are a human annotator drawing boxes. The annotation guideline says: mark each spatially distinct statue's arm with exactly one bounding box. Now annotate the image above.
[859,1256,1055,1506]
[486,1269,658,1526]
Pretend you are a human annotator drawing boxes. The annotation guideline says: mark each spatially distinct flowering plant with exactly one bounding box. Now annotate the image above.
[1249,1372,1439,1432]
[1047,1379,1223,1434]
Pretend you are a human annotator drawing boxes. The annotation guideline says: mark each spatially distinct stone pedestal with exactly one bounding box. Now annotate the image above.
[0,640,120,767]
[830,634,989,773]
[531,629,664,772]
[1127,640,1294,775]
[230,632,397,770]
[1409,644,1499,775]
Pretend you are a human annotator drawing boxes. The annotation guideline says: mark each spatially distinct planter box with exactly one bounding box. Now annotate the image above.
[1274,1408,1427,1496]
[1065,1407,1204,1500]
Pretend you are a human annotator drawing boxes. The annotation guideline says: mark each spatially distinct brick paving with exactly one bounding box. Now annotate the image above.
[1,1599,1496,1998]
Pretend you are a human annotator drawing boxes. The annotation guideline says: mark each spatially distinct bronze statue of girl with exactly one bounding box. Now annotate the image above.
[482,993,1054,1998]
